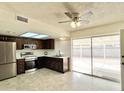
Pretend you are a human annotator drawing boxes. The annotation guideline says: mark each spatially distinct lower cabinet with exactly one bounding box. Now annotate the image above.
[37,57,69,73]
[35,57,45,69]
[16,57,69,75]
[46,58,63,72]
[16,59,25,75]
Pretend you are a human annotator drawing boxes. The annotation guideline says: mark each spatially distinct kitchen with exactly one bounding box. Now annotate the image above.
[0,34,71,80]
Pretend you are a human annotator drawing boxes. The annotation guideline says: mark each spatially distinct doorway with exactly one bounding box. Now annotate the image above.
[72,35,120,82]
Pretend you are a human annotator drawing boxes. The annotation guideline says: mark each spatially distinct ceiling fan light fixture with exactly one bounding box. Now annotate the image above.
[76,22,81,27]
[70,21,76,28]
[70,21,80,28]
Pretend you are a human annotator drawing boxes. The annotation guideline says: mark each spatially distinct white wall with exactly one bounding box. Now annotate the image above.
[16,39,71,59]
[70,21,124,39]
[54,39,71,57]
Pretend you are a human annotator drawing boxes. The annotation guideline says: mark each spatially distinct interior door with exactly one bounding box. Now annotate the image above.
[6,42,16,63]
[72,38,92,74]
[0,42,6,64]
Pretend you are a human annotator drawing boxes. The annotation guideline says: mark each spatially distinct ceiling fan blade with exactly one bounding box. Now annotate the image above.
[62,2,76,13]
[79,20,89,23]
[65,12,73,19]
[80,11,93,18]
[58,20,72,23]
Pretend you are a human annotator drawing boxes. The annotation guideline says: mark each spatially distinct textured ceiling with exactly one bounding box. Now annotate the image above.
[0,2,123,38]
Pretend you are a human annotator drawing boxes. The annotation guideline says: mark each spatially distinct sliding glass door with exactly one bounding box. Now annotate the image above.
[72,35,120,82]
[92,35,120,81]
[72,38,92,74]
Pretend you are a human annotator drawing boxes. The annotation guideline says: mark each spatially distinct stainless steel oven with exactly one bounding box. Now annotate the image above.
[20,52,37,73]
[25,60,35,70]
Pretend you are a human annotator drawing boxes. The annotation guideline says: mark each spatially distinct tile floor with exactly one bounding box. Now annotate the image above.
[0,68,121,91]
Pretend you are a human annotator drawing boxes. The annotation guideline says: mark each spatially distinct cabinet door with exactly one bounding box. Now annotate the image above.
[5,36,15,42]
[0,35,15,42]
[35,60,40,69]
[35,40,43,49]
[0,36,4,41]
[4,36,8,41]
[54,58,63,72]
[42,40,48,49]
[49,39,55,49]
[42,39,55,49]
[16,38,23,49]
[17,59,25,74]
[36,57,45,68]
[28,38,34,44]
[49,58,56,70]
[45,59,50,68]
[58,61,63,72]
[23,38,28,44]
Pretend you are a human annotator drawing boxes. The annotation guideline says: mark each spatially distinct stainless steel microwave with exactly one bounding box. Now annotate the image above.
[24,44,37,49]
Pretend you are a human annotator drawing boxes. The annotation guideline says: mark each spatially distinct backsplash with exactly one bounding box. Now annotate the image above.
[16,49,55,59]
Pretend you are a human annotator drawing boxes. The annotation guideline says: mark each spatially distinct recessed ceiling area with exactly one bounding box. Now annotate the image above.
[0,2,123,38]
[20,32,49,39]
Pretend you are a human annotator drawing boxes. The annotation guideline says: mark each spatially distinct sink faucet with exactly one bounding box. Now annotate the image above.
[59,50,61,56]
[56,50,61,57]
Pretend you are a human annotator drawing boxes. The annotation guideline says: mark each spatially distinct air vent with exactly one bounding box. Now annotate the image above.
[17,16,28,23]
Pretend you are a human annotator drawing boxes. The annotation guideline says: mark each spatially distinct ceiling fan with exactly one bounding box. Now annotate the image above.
[58,11,93,28]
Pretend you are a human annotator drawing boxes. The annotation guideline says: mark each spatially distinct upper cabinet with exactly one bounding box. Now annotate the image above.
[16,38,54,50]
[0,35,15,42]
[42,39,55,49]
[16,38,44,50]
[0,35,55,50]
[15,38,23,50]
[35,39,43,49]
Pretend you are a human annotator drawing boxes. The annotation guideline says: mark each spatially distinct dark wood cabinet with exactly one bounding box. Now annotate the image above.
[45,57,61,71]
[16,59,25,75]
[15,38,39,50]
[36,57,45,69]
[16,38,23,49]
[0,35,54,50]
[0,35,4,41]
[0,35,15,42]
[5,36,15,42]
[16,38,42,50]
[43,39,55,49]
[16,57,69,75]
[23,38,34,44]
[35,39,43,49]
[16,38,53,50]
[37,57,69,73]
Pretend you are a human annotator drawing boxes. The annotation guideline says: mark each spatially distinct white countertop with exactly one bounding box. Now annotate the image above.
[16,55,69,60]
[42,55,69,58]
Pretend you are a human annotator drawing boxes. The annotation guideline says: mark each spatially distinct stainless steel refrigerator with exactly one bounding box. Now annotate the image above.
[0,41,16,80]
